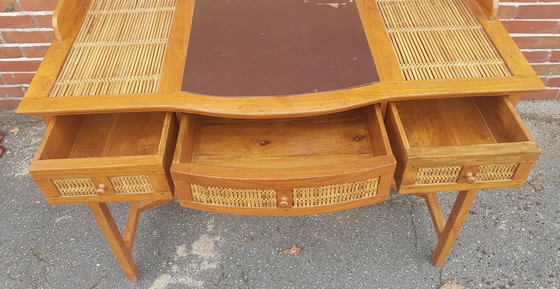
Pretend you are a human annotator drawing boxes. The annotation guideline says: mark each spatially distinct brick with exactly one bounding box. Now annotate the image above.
[498,5,517,19]
[1,73,35,85]
[34,15,53,28]
[2,30,54,43]
[0,0,20,12]
[20,46,49,58]
[515,4,560,19]
[502,20,558,34]
[512,37,560,49]
[0,60,40,72]
[532,64,560,75]
[521,50,550,63]
[552,51,560,62]
[0,15,34,28]
[0,98,21,109]
[18,0,57,11]
[548,77,560,88]
[518,88,559,100]
[0,47,22,58]
[0,86,24,97]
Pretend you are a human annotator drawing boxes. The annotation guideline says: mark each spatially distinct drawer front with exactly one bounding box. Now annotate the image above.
[385,96,541,194]
[51,175,155,196]
[32,168,174,204]
[415,163,519,185]
[188,176,382,209]
[172,160,395,216]
[397,162,536,193]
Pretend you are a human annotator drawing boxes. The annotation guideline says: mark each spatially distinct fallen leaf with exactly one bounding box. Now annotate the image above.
[278,245,300,255]
[0,130,4,142]
[439,280,465,289]
[9,127,19,134]
[243,237,253,243]
[180,232,187,236]
[0,145,4,157]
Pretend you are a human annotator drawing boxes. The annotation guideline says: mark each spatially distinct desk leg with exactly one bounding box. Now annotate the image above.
[414,190,478,266]
[88,200,171,281]
[89,202,139,281]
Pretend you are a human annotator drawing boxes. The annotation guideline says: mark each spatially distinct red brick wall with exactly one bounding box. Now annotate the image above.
[500,0,560,100]
[0,0,55,108]
[0,0,558,108]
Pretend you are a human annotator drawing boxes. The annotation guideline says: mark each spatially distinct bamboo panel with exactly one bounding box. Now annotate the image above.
[50,0,176,97]
[110,175,155,194]
[416,166,462,184]
[476,163,518,181]
[190,184,278,208]
[292,178,379,207]
[376,0,510,80]
[52,178,96,196]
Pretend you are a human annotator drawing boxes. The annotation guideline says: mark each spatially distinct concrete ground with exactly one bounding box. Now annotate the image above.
[0,101,558,289]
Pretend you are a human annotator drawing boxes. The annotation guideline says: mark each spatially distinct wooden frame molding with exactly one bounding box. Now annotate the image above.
[16,0,543,118]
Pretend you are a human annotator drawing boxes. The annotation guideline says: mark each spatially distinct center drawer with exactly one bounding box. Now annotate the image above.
[385,96,541,193]
[171,105,396,215]
[29,112,178,204]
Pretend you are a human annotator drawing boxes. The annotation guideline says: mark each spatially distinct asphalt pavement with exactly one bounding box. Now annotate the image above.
[0,100,558,289]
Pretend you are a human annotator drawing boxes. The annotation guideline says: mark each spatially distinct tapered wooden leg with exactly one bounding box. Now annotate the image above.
[123,199,170,250]
[413,192,445,237]
[88,203,139,281]
[432,190,478,266]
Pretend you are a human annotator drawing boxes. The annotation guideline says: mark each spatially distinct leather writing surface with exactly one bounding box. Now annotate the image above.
[182,0,379,97]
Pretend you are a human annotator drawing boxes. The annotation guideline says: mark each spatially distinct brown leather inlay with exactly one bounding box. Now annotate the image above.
[182,0,379,97]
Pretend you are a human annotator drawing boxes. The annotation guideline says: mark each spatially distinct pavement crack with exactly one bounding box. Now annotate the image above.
[411,199,419,253]
[212,268,226,287]
[88,274,108,289]
[240,269,250,289]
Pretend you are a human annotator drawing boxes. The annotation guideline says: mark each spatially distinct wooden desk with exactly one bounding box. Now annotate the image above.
[17,0,543,281]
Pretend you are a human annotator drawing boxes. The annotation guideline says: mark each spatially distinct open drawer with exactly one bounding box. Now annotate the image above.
[385,96,541,193]
[171,105,396,216]
[29,112,178,204]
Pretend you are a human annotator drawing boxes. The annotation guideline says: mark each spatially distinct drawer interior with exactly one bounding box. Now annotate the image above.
[172,106,396,215]
[176,108,390,168]
[38,112,168,160]
[393,96,531,147]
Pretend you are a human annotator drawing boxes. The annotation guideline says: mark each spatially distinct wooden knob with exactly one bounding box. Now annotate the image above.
[96,184,106,194]
[465,172,476,184]
[278,197,290,208]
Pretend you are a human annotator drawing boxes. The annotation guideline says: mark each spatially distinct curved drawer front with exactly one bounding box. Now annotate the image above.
[386,96,541,193]
[171,105,396,215]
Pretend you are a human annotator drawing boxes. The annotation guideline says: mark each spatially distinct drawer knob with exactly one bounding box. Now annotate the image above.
[278,196,290,208]
[96,184,106,194]
[465,172,476,184]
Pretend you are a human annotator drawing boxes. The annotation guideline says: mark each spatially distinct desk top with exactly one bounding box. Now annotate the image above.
[17,0,544,118]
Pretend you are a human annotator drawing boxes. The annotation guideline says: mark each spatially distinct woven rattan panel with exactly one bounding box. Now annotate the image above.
[476,163,518,181]
[416,166,462,184]
[109,175,155,194]
[376,0,510,80]
[190,184,277,208]
[292,178,379,207]
[52,178,96,196]
[49,0,176,97]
